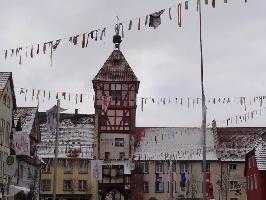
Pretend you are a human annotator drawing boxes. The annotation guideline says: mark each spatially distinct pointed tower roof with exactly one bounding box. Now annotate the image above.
[93,49,138,82]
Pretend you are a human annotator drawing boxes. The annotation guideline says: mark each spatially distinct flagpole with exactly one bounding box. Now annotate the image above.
[53,99,60,200]
[198,0,207,199]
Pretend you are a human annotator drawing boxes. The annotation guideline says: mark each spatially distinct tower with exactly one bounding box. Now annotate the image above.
[92,34,139,199]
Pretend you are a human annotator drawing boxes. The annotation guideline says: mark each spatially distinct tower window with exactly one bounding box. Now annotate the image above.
[110,90,122,101]
[105,152,110,160]
[115,138,124,147]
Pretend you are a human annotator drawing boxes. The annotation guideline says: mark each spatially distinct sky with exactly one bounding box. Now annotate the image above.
[0,0,266,127]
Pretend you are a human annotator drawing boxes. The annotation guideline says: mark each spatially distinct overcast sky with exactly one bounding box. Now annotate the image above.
[1,0,266,127]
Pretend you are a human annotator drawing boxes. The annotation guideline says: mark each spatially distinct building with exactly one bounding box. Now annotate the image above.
[245,131,266,200]
[92,34,139,200]
[133,127,218,200]
[0,72,16,199]
[13,107,41,199]
[213,125,265,200]
[37,110,95,200]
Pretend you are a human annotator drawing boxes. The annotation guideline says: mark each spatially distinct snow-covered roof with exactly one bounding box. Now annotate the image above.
[13,107,38,135]
[37,112,95,159]
[216,127,264,161]
[134,127,218,161]
[0,72,11,94]
[255,141,266,170]
[93,50,138,82]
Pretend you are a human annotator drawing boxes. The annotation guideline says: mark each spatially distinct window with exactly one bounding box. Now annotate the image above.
[42,161,51,173]
[228,163,237,174]
[119,152,125,160]
[79,160,88,173]
[155,162,163,173]
[229,181,238,191]
[3,94,7,105]
[110,90,122,102]
[63,180,72,191]
[41,179,51,191]
[139,161,149,173]
[19,165,23,179]
[5,122,10,145]
[155,179,164,193]
[254,174,257,190]
[115,138,124,147]
[122,116,130,126]
[248,157,252,169]
[247,176,249,191]
[105,152,110,160]
[229,163,237,171]
[7,96,10,108]
[252,156,256,168]
[250,175,253,191]
[202,162,210,172]
[230,198,238,200]
[78,180,87,191]
[64,160,73,173]
[144,181,149,193]
[180,163,188,173]
[167,162,176,172]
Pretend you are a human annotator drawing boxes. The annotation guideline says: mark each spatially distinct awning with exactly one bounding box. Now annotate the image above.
[8,185,30,196]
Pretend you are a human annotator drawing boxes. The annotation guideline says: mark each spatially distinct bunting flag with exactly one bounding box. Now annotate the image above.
[102,96,111,112]
[2,0,248,66]
[46,105,58,135]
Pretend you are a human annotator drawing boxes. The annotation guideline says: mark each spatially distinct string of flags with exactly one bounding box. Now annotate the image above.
[3,0,247,66]
[17,87,266,111]
[212,106,266,127]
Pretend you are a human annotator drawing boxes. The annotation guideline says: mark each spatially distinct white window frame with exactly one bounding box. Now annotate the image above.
[155,162,163,173]
[229,181,238,191]
[64,160,73,173]
[180,163,188,173]
[140,161,149,173]
[79,159,88,173]
[63,180,72,191]
[78,180,87,191]
[143,181,149,193]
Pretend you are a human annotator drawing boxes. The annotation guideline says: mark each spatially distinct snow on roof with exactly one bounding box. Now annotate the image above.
[134,127,218,161]
[0,72,11,94]
[13,107,37,134]
[93,50,138,82]
[255,142,266,170]
[37,113,95,159]
[216,127,264,161]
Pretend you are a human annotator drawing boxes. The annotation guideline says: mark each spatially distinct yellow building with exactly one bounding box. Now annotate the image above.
[40,158,94,200]
[37,110,97,200]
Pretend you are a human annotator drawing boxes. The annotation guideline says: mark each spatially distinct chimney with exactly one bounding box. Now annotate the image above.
[75,109,78,115]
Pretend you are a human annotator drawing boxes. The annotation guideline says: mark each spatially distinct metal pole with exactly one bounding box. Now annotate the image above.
[52,99,60,200]
[198,0,207,199]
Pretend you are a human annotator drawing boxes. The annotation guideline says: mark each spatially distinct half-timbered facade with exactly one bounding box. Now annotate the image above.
[92,35,139,199]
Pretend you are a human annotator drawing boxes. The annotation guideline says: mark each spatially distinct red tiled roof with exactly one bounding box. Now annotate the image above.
[93,50,138,82]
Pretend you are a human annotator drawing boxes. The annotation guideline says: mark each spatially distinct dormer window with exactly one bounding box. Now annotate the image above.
[7,96,10,108]
[3,94,7,105]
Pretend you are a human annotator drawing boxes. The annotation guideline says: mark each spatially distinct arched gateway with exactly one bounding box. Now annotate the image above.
[92,34,139,200]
